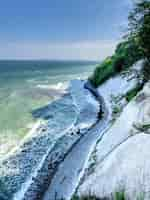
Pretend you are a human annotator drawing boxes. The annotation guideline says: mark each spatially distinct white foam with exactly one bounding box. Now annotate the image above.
[0,120,42,162]
[36,82,68,91]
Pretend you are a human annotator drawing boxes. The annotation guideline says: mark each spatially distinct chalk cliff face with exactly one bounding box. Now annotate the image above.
[135,82,150,132]
[78,82,150,200]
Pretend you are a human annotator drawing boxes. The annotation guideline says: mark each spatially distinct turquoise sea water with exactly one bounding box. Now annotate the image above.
[0,60,97,155]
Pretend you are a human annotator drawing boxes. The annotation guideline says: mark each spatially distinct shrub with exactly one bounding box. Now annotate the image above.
[125,84,143,102]
[89,39,144,87]
[128,0,150,61]
[142,59,150,83]
[89,57,114,87]
[127,0,150,80]
[113,56,125,72]
[113,191,125,200]
[115,39,143,68]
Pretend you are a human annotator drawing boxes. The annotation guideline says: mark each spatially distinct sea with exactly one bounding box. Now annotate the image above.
[0,60,97,156]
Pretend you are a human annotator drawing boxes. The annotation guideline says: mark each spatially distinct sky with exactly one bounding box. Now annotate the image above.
[0,0,132,60]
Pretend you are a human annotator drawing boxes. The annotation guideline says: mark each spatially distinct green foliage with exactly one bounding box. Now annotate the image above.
[112,105,122,115]
[128,0,150,59]
[125,84,143,102]
[113,191,125,200]
[71,192,145,200]
[114,39,143,68]
[128,0,150,80]
[89,57,114,87]
[71,195,107,200]
[90,0,150,87]
[142,58,150,82]
[89,38,143,87]
[113,56,125,73]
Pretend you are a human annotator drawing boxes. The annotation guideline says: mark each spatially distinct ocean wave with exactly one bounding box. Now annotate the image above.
[26,79,37,83]
[36,82,68,91]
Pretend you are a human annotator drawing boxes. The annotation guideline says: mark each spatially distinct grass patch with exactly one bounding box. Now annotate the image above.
[71,195,107,200]
[113,191,126,200]
[71,191,144,200]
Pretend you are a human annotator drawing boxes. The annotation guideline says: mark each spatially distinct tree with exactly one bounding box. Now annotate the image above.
[128,0,150,60]
[128,0,150,82]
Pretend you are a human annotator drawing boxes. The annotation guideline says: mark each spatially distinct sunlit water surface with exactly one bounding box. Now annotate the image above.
[0,60,97,155]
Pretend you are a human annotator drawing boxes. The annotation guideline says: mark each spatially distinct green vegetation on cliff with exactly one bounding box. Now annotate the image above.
[128,0,150,82]
[90,0,150,87]
[89,38,143,87]
[71,191,126,200]
[71,191,144,200]
[125,84,143,102]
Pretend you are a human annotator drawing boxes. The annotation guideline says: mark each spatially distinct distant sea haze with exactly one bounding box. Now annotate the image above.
[0,60,97,156]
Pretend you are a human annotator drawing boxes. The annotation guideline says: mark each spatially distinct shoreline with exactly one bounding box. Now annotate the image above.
[42,81,108,200]
[0,79,100,200]
[42,66,141,200]
[13,80,103,200]
[0,80,71,161]
[0,64,140,200]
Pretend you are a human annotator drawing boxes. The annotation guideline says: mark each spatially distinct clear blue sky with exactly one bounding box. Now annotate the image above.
[0,0,132,60]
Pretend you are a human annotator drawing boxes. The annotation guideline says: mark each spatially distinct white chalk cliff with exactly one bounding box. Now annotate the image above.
[78,81,150,200]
